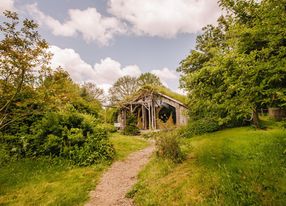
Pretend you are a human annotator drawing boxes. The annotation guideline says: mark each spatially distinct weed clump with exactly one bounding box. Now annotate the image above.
[155,131,184,163]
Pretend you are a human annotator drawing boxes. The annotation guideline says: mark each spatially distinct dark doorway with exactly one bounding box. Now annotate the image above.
[158,103,176,124]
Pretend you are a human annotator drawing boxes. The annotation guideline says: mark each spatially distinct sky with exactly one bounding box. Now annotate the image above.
[0,0,222,94]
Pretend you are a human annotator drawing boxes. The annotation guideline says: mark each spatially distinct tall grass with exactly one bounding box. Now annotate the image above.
[131,127,286,205]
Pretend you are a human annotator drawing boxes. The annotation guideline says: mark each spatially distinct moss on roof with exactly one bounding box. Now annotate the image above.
[117,85,188,107]
[156,86,187,105]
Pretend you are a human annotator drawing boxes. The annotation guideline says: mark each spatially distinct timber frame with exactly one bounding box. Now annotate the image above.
[117,88,188,130]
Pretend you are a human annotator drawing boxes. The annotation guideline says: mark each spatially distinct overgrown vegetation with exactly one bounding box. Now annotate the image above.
[0,11,114,166]
[178,0,286,128]
[155,130,184,163]
[130,125,286,205]
[1,107,115,166]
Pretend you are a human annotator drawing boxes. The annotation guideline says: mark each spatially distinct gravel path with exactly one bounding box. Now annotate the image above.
[85,143,155,206]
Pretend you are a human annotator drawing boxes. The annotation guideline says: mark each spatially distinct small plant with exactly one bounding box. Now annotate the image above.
[155,131,184,163]
[123,114,140,135]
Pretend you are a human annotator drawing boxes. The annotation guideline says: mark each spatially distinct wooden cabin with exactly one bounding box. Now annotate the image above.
[117,88,189,130]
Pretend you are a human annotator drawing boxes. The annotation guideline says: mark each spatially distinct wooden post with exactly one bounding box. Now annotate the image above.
[122,109,127,129]
[148,103,151,130]
[150,103,153,130]
[176,106,180,126]
[153,102,157,129]
[151,100,155,129]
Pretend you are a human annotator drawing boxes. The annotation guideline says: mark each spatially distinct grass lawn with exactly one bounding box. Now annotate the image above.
[0,133,149,206]
[110,133,150,160]
[131,127,286,205]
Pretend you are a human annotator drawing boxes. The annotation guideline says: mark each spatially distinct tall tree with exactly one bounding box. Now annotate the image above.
[109,76,138,104]
[137,72,162,87]
[0,11,50,128]
[178,0,286,128]
[80,82,105,103]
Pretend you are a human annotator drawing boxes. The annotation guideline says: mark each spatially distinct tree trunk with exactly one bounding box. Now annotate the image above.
[252,108,260,128]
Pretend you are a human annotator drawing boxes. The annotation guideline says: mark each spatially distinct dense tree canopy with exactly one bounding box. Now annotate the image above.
[178,0,286,127]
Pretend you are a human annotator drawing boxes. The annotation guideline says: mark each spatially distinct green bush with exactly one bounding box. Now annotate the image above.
[0,109,115,165]
[182,118,220,138]
[123,114,140,135]
[62,129,115,166]
[155,131,184,163]
[96,123,117,133]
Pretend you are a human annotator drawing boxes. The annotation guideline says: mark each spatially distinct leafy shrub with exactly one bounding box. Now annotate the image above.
[62,129,115,166]
[155,131,184,163]
[123,114,140,135]
[182,118,220,138]
[1,109,115,165]
[96,123,117,133]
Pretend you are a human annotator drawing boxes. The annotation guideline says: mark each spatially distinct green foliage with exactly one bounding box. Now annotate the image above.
[182,118,220,137]
[155,130,184,163]
[1,108,115,166]
[0,12,110,166]
[123,114,140,135]
[96,123,117,133]
[137,72,162,87]
[80,82,105,103]
[105,107,119,123]
[109,76,139,104]
[0,11,50,129]
[178,1,286,128]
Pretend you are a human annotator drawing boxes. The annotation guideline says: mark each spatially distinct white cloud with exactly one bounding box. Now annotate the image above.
[49,45,96,82]
[48,46,143,92]
[26,3,125,45]
[48,45,180,93]
[93,57,141,84]
[108,0,222,37]
[25,0,222,43]
[0,0,16,14]
[151,67,178,82]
